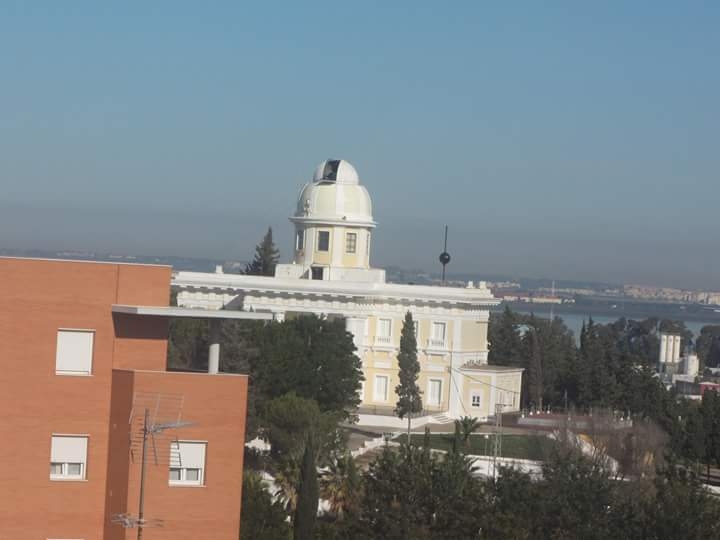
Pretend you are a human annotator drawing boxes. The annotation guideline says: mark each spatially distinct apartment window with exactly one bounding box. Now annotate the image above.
[428,379,442,406]
[317,230,330,252]
[471,392,482,409]
[296,230,304,251]
[55,330,94,375]
[50,435,88,480]
[374,375,389,402]
[345,232,357,254]
[169,441,207,486]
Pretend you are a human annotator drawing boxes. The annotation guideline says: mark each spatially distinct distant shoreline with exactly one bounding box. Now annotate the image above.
[496,300,720,326]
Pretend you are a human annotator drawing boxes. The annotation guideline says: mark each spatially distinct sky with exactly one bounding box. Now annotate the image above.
[1,2,718,289]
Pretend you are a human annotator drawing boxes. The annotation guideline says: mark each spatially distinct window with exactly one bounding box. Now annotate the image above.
[169,441,206,486]
[374,375,389,402]
[413,320,419,340]
[296,230,304,251]
[50,436,88,480]
[311,266,324,280]
[428,379,442,406]
[431,322,446,341]
[429,322,446,347]
[55,330,94,375]
[375,318,392,345]
[471,392,482,409]
[345,232,357,254]
[377,318,391,338]
[317,230,330,252]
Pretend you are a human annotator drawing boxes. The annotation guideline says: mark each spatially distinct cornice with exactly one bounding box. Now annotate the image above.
[173,271,500,308]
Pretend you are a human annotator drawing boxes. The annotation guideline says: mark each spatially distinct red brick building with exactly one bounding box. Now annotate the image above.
[0,257,251,539]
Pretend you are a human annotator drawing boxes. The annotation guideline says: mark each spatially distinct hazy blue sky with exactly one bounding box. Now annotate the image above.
[1,2,718,288]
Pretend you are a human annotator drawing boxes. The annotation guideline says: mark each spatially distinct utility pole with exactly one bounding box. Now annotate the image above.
[137,408,149,540]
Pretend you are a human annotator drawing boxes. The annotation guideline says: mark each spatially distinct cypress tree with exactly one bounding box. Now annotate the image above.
[244,227,280,276]
[527,327,544,411]
[395,311,422,443]
[293,435,318,540]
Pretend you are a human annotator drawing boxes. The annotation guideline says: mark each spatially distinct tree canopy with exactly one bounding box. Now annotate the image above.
[252,315,363,417]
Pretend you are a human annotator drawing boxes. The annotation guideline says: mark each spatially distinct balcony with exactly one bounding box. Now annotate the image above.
[374,335,393,347]
[427,338,447,349]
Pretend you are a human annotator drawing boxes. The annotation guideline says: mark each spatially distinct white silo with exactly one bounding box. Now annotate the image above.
[684,354,699,377]
[659,334,668,366]
[671,335,682,364]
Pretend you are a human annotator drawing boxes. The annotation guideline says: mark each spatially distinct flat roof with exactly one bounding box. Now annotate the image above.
[173,270,499,306]
[112,305,275,320]
[0,255,171,269]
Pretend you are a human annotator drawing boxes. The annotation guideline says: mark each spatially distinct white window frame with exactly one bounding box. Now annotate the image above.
[50,435,88,481]
[317,230,330,252]
[431,321,446,341]
[375,318,392,345]
[427,378,443,407]
[345,232,357,254]
[55,329,95,376]
[296,230,304,251]
[169,440,207,487]
[429,321,447,348]
[377,318,392,338]
[470,391,482,409]
[374,375,389,402]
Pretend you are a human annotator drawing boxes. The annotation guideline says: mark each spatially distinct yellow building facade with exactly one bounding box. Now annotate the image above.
[175,160,523,426]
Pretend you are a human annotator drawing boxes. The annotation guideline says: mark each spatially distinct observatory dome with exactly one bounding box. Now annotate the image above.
[293,160,375,227]
[312,159,359,185]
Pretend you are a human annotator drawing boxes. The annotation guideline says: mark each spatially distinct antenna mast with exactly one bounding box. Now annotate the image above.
[112,392,194,536]
[439,225,451,286]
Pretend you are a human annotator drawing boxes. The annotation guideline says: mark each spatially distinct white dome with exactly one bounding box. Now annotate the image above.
[312,159,359,185]
[292,160,375,227]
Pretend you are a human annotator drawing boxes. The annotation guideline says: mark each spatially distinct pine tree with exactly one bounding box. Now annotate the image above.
[395,312,422,443]
[244,227,280,276]
[294,435,318,540]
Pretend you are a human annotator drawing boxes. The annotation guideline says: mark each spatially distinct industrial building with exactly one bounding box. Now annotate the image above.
[0,257,253,539]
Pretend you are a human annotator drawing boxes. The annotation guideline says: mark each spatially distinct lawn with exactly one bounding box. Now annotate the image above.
[397,433,557,461]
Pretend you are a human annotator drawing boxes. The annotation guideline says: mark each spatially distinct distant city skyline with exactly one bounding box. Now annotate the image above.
[2,3,718,289]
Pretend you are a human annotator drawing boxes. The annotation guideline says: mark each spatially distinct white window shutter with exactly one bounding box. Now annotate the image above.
[51,436,87,463]
[56,330,94,374]
[171,441,206,469]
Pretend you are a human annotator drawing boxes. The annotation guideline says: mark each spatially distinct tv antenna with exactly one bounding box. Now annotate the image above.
[439,225,451,285]
[112,392,194,539]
